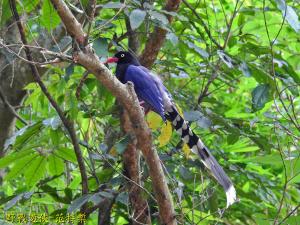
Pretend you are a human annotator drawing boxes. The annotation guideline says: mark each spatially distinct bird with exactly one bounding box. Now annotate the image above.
[105,51,237,208]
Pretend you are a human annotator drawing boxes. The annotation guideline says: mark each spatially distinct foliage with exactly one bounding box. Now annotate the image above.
[1,0,300,224]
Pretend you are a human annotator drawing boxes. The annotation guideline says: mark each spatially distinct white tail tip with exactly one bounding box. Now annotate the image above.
[226,185,237,208]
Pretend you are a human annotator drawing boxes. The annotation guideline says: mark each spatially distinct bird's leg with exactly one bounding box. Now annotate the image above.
[139,100,150,115]
[139,100,146,115]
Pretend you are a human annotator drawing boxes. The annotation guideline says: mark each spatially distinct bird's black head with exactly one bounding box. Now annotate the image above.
[105,51,140,65]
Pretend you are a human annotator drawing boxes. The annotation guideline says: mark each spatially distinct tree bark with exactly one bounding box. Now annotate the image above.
[1,0,181,223]
[0,21,32,156]
[122,112,151,225]
[0,19,66,153]
[139,0,181,68]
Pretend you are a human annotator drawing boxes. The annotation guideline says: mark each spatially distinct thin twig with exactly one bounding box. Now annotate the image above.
[273,125,288,225]
[278,204,300,225]
[84,0,96,46]
[50,0,178,223]
[0,88,28,125]
[262,0,300,132]
[0,41,72,65]
[182,0,222,49]
[9,0,89,215]
[222,0,242,49]
[198,61,221,104]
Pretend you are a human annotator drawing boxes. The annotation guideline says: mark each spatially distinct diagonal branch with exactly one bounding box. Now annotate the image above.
[50,0,176,223]
[139,0,181,68]
[50,0,86,45]
[74,50,176,225]
[121,112,151,225]
[182,0,222,49]
[121,14,150,224]
[0,87,27,125]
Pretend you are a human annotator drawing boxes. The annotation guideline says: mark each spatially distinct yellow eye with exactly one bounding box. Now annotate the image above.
[121,54,125,57]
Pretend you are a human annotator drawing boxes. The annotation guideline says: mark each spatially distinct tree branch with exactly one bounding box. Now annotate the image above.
[9,0,89,215]
[75,49,176,224]
[121,112,151,225]
[49,0,86,45]
[222,0,241,49]
[139,0,181,68]
[182,0,222,49]
[125,18,140,53]
[0,87,27,125]
[50,0,176,223]
[122,14,151,224]
[197,62,221,104]
[278,204,300,225]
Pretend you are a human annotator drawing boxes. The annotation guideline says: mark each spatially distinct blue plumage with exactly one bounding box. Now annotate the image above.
[105,51,237,208]
[124,65,166,120]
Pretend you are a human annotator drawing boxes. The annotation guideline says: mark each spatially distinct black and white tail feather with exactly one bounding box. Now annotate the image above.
[165,106,237,208]
[148,70,237,208]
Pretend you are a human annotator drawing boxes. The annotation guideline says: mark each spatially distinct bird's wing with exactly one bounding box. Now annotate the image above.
[125,65,166,120]
[138,66,174,110]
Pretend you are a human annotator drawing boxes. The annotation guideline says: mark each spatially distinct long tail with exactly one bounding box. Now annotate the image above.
[165,106,237,208]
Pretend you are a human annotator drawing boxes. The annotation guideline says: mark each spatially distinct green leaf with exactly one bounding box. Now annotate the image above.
[4,121,43,150]
[116,192,129,205]
[247,153,282,165]
[184,111,202,122]
[146,111,162,129]
[98,191,114,199]
[1,0,12,26]
[184,40,209,58]
[4,194,23,211]
[64,188,73,202]
[239,62,251,77]
[149,10,169,25]
[68,194,92,213]
[65,64,74,81]
[166,33,178,46]
[179,166,193,180]
[274,0,300,33]
[90,193,103,205]
[23,0,40,12]
[252,84,271,111]
[129,9,146,30]
[248,64,275,89]
[68,94,78,119]
[6,153,38,180]
[50,129,60,146]
[94,19,116,30]
[102,2,124,9]
[40,184,67,203]
[40,0,60,31]
[55,147,77,163]
[4,192,33,211]
[115,135,130,154]
[253,213,269,225]
[227,133,240,145]
[242,43,270,56]
[93,37,109,57]
[24,156,46,187]
[250,135,273,151]
[285,216,300,225]
[0,148,34,168]
[48,155,64,176]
